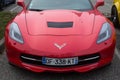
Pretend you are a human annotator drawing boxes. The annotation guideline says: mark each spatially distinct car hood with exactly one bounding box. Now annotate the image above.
[25,10,95,36]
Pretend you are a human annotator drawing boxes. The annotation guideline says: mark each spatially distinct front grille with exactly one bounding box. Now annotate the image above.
[20,53,100,68]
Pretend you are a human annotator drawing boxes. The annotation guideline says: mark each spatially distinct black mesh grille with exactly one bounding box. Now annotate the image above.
[20,53,100,68]
[47,22,73,28]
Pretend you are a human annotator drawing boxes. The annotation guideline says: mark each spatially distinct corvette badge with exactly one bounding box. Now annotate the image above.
[54,43,66,50]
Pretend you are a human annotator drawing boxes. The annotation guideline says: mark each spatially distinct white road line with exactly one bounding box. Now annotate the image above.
[0,38,4,46]
[10,6,19,12]
[115,48,120,60]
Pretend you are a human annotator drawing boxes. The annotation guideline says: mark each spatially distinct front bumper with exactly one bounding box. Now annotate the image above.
[5,39,115,73]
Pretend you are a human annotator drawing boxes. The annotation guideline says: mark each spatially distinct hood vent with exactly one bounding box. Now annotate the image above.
[47,22,73,28]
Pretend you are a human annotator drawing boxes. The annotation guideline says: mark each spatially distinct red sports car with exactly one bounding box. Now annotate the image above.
[5,0,116,72]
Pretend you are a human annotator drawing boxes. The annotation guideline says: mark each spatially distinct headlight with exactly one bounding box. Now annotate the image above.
[97,22,112,44]
[9,22,24,44]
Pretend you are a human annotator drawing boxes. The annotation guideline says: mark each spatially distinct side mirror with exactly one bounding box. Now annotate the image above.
[17,0,25,8]
[95,0,104,8]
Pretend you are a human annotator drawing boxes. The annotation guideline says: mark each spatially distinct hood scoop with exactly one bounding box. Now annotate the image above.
[47,22,73,28]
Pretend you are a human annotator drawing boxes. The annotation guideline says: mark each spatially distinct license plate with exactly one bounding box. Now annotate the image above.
[42,57,78,66]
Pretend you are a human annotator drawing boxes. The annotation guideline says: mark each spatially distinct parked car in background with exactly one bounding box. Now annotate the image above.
[0,0,16,10]
[0,0,4,10]
[111,0,120,28]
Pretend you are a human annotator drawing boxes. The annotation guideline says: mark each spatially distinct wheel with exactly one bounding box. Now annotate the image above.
[111,5,120,28]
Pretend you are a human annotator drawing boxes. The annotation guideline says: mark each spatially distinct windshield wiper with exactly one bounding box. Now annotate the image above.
[29,9,43,11]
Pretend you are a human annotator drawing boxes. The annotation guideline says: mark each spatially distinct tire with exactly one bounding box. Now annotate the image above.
[111,6,120,28]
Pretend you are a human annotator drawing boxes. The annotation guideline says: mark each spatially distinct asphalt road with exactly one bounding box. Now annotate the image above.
[1,0,120,80]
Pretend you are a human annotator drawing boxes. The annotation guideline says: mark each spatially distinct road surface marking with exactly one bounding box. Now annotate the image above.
[10,6,19,12]
[0,38,4,46]
[115,48,120,60]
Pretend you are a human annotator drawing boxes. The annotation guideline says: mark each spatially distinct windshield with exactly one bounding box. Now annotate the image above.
[28,0,93,11]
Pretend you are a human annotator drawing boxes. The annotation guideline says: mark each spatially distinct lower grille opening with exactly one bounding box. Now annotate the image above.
[20,53,100,68]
